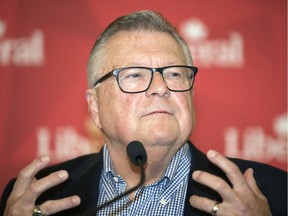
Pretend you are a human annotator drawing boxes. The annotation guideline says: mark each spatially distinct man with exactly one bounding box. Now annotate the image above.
[0,10,286,216]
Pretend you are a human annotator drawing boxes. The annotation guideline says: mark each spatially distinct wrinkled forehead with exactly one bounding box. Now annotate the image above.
[103,30,187,68]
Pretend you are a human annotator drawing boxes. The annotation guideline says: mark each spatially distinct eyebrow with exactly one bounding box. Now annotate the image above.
[112,62,185,68]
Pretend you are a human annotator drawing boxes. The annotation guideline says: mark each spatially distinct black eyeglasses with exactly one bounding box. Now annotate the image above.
[93,65,198,93]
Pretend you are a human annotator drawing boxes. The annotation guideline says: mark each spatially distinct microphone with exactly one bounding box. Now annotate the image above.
[126,140,147,166]
[96,140,147,211]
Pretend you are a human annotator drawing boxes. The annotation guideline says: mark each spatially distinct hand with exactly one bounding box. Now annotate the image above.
[3,155,81,216]
[189,150,272,216]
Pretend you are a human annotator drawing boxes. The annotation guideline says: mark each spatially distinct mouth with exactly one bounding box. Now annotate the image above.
[143,110,173,117]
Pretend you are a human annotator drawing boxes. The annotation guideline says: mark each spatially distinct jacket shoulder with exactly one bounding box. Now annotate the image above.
[230,157,286,182]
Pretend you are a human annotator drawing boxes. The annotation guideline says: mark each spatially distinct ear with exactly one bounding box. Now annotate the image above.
[86,89,102,129]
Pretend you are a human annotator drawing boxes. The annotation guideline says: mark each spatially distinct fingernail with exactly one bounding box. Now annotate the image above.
[58,170,68,178]
[40,155,50,162]
[189,195,196,205]
[72,196,81,204]
[250,168,254,176]
[207,150,217,157]
[192,170,200,179]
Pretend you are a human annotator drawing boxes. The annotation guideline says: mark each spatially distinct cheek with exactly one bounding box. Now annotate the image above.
[177,94,195,129]
[98,88,138,136]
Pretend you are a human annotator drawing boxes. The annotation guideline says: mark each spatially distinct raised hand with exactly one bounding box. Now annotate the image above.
[3,155,81,216]
[189,150,272,216]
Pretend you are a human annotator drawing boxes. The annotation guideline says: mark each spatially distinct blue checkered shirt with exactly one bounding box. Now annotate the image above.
[96,143,191,215]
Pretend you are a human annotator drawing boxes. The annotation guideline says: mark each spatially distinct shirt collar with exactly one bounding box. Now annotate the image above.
[163,143,190,182]
[102,143,190,184]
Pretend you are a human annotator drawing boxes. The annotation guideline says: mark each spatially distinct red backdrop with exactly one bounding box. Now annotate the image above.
[0,0,287,194]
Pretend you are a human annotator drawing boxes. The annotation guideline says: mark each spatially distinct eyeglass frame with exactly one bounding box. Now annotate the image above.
[92,65,198,93]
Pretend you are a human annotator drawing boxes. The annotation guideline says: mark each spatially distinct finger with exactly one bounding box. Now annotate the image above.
[189,195,222,216]
[243,168,263,196]
[39,195,81,215]
[22,170,69,204]
[11,155,51,197]
[192,170,235,202]
[207,150,246,190]
[243,168,271,214]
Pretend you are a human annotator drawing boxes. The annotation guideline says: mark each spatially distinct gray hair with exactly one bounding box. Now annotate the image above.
[87,10,193,88]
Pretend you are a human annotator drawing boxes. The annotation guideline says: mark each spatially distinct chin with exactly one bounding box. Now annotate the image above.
[143,133,179,148]
[137,121,182,145]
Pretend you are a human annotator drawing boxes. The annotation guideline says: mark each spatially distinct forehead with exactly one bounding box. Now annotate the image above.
[104,30,186,68]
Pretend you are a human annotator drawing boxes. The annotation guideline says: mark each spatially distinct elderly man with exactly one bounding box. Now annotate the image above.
[0,10,286,216]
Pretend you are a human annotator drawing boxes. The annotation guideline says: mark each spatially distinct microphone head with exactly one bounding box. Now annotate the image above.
[126,141,147,166]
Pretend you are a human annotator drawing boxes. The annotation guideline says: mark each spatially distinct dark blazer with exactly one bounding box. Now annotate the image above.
[1,142,287,215]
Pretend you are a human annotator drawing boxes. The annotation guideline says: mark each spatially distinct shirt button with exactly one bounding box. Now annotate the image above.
[160,198,167,205]
[113,177,119,182]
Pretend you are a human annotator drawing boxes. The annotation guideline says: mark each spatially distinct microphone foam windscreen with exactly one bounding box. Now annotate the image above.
[126,141,147,166]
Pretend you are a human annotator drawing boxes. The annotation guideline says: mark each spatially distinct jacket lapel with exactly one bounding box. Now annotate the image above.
[36,151,104,216]
[184,142,226,216]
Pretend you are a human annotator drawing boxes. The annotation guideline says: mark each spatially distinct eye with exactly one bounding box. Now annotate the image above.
[165,71,183,79]
[126,72,142,79]
[120,68,148,80]
[169,72,181,77]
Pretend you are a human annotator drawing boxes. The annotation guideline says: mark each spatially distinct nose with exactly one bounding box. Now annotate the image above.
[145,72,170,97]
